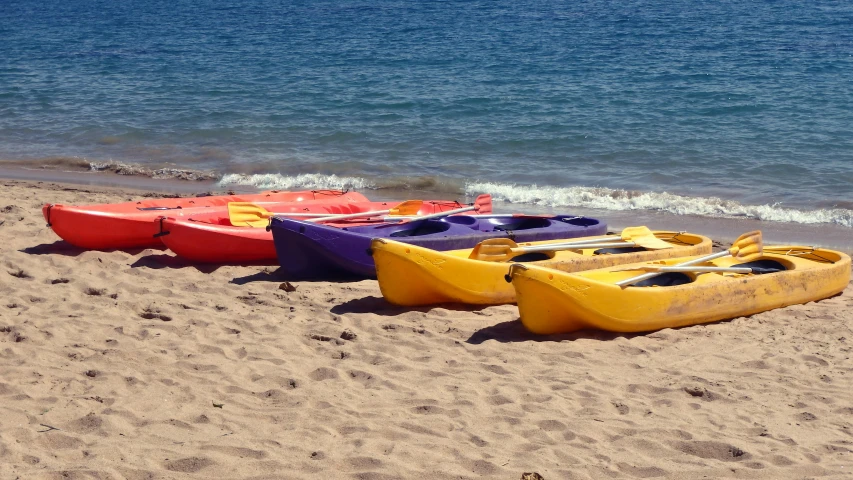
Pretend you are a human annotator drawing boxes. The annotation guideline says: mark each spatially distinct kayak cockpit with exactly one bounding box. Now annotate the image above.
[634,272,694,287]
[730,259,788,273]
[629,258,791,288]
[388,222,452,237]
[482,215,600,233]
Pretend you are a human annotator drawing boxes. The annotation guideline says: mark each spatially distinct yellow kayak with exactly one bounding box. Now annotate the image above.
[509,245,851,334]
[371,230,712,306]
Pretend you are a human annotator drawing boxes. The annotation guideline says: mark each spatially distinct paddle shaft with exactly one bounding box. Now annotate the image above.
[641,265,781,275]
[513,241,636,254]
[403,205,476,221]
[262,212,353,218]
[308,209,392,222]
[545,235,622,245]
[641,265,752,274]
[504,228,665,254]
[264,212,412,220]
[615,250,731,287]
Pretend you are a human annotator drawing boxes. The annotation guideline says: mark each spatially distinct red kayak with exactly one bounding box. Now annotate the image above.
[42,189,368,250]
[157,199,475,263]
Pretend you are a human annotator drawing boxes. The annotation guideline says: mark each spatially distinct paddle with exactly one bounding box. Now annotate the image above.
[615,230,763,287]
[307,200,423,223]
[468,226,671,262]
[228,200,422,227]
[395,194,493,224]
[626,265,782,275]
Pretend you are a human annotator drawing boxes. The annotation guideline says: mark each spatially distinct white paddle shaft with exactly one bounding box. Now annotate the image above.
[307,209,392,223]
[269,212,409,219]
[516,241,636,254]
[639,265,752,274]
[404,205,476,221]
[616,250,731,287]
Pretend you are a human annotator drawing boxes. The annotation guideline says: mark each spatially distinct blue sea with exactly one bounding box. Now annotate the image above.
[2,0,853,229]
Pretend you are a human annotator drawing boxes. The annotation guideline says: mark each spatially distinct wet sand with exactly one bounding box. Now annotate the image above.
[1,178,852,479]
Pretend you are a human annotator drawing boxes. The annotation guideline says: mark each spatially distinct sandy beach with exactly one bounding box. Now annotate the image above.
[1,178,852,479]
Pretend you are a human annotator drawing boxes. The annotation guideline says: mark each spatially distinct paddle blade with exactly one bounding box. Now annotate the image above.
[388,200,424,216]
[620,226,672,250]
[728,230,763,260]
[228,202,272,228]
[468,238,520,262]
[473,194,492,214]
[620,226,653,241]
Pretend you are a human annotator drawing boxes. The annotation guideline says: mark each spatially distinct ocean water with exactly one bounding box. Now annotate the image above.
[2,0,853,228]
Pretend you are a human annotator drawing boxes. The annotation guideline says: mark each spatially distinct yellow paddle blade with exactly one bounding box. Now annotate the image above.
[728,230,763,260]
[388,200,424,216]
[620,226,653,241]
[228,202,273,228]
[468,238,520,262]
[621,226,673,250]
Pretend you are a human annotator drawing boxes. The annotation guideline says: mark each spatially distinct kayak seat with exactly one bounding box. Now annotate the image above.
[442,215,478,227]
[634,272,693,287]
[594,246,647,255]
[389,222,451,238]
[559,216,599,227]
[731,259,787,273]
[510,252,551,262]
[491,218,552,232]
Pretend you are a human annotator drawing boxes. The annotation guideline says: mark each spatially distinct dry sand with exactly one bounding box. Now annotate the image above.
[1,178,852,479]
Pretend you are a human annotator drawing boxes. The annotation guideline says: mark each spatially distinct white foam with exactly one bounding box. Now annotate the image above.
[466,182,853,228]
[88,161,217,181]
[219,173,374,191]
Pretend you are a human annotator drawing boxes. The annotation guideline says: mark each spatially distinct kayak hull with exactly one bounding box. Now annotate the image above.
[371,231,712,306]
[158,216,276,263]
[510,246,851,334]
[42,190,368,250]
[271,215,606,279]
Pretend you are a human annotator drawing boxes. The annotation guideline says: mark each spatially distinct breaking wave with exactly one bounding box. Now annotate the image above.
[88,161,218,181]
[218,172,375,191]
[0,157,218,181]
[5,157,851,228]
[466,182,853,228]
[217,172,465,194]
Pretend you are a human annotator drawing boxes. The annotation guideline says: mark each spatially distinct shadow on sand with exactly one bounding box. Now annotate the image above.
[129,254,223,274]
[330,296,421,316]
[21,241,152,258]
[331,295,489,317]
[230,268,365,286]
[466,320,644,344]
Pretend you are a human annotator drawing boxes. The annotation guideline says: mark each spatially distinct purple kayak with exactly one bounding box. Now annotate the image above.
[269,214,606,279]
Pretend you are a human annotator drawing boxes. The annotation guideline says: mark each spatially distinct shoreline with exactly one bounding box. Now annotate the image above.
[5,164,853,253]
[1,178,851,478]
